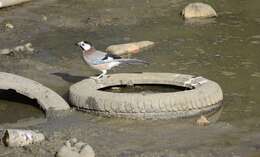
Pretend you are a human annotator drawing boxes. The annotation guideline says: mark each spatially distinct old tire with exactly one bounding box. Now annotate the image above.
[0,0,31,8]
[0,72,70,112]
[69,73,223,120]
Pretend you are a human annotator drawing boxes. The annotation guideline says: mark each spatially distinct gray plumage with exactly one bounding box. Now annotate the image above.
[76,41,148,79]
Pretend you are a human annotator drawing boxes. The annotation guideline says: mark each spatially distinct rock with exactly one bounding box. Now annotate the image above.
[196,115,210,126]
[0,49,12,55]
[14,45,25,52]
[106,41,154,55]
[56,138,95,157]
[24,43,34,53]
[181,3,217,19]
[0,43,35,56]
[2,129,45,147]
[5,23,14,29]
[42,15,48,21]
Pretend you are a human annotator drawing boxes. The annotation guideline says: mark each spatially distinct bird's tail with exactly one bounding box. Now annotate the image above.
[116,58,149,65]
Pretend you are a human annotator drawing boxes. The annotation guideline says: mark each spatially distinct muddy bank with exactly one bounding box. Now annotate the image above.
[1,110,260,157]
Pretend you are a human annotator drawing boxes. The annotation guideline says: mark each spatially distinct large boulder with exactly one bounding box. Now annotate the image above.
[181,2,217,19]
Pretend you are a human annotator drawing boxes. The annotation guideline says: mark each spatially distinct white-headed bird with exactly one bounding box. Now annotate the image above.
[76,41,148,79]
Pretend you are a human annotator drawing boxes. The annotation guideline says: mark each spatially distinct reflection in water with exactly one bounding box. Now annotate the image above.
[0,89,44,124]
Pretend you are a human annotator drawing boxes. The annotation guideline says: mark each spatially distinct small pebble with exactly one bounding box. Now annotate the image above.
[42,15,48,21]
[196,115,210,126]
[5,23,14,29]
[14,46,25,52]
[25,43,34,52]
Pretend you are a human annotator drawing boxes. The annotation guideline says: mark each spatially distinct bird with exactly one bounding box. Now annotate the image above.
[75,41,148,79]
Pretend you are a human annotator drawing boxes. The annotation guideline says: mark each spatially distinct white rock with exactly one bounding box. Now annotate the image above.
[5,23,14,29]
[181,3,217,19]
[56,139,95,157]
[14,45,25,52]
[42,15,48,21]
[0,48,11,55]
[2,129,45,147]
[24,43,34,53]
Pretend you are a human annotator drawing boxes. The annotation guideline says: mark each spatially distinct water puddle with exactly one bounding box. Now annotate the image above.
[0,89,45,124]
[99,84,189,93]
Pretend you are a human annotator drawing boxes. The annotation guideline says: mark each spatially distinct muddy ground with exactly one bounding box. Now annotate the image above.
[1,0,260,156]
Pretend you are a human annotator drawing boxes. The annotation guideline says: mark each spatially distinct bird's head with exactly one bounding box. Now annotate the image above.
[76,41,93,51]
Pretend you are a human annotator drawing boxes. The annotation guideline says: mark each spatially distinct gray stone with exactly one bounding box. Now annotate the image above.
[181,3,217,19]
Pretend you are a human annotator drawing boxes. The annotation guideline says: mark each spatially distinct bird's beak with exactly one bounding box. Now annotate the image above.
[75,42,79,46]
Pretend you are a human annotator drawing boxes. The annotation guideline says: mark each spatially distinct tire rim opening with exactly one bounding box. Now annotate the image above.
[98,84,191,93]
[0,89,45,124]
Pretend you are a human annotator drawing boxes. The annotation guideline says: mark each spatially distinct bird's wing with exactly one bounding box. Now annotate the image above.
[88,50,121,65]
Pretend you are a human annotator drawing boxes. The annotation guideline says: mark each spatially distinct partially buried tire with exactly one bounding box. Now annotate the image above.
[69,73,223,120]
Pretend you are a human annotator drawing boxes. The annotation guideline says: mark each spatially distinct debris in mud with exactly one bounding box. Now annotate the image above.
[196,115,210,126]
[42,15,48,21]
[56,138,95,157]
[106,41,154,55]
[5,23,14,29]
[2,129,45,147]
[181,3,217,19]
[0,0,31,9]
[0,43,34,56]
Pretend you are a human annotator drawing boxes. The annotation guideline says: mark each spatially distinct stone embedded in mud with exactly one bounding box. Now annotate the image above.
[181,3,217,19]
[0,48,12,55]
[14,45,25,52]
[106,41,154,55]
[5,23,14,29]
[56,138,95,157]
[24,43,34,53]
[42,15,48,21]
[2,129,45,147]
[196,115,210,126]
[0,42,35,56]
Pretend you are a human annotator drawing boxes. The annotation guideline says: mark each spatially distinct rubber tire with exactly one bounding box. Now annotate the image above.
[69,73,223,120]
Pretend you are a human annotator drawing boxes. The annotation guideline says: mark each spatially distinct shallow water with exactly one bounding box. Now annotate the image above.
[1,0,260,156]
[99,84,188,93]
[0,90,44,123]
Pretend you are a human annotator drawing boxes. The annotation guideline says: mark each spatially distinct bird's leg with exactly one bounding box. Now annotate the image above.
[96,70,107,79]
